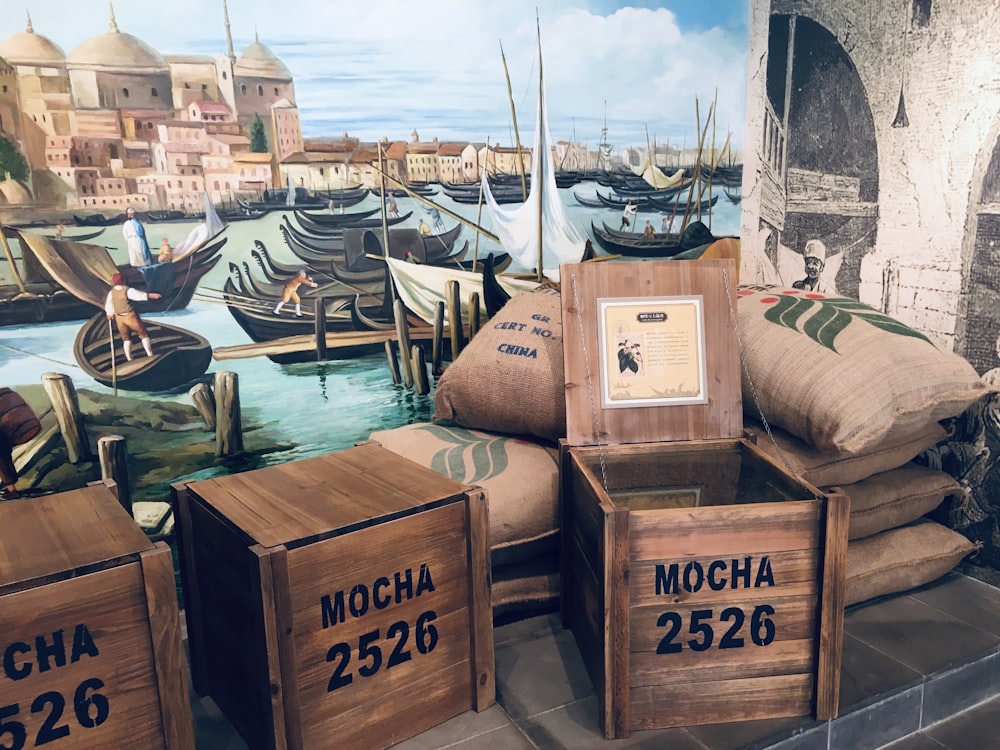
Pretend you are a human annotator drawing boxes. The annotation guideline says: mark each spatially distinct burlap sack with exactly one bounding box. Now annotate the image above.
[846,520,978,606]
[737,285,992,455]
[434,288,565,442]
[368,422,559,566]
[834,464,962,540]
[492,551,560,621]
[744,418,949,487]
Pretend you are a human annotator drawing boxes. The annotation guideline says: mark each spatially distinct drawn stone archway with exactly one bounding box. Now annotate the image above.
[762,13,879,299]
[956,125,1000,374]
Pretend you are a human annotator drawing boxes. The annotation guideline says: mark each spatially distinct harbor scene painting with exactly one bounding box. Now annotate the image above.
[0,0,749,507]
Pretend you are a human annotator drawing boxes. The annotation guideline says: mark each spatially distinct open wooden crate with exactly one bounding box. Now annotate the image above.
[558,259,849,738]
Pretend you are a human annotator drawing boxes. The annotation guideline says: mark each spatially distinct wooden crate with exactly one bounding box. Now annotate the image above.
[171,442,494,750]
[0,483,194,749]
[559,259,849,739]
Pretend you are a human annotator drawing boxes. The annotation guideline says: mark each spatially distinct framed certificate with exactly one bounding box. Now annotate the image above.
[596,295,708,408]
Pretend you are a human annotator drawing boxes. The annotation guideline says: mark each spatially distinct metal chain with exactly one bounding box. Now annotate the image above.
[570,274,609,494]
[721,266,814,494]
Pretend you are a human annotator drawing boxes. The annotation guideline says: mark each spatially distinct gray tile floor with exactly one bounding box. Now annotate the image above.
[189,572,1000,749]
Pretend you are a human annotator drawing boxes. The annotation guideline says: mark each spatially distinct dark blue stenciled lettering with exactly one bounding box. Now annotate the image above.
[320,565,435,628]
[326,611,439,693]
[655,557,775,595]
[496,344,538,358]
[655,605,777,655]
[0,677,110,748]
[3,625,99,683]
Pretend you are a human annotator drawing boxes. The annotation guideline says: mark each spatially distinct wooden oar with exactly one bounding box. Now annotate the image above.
[107,317,118,398]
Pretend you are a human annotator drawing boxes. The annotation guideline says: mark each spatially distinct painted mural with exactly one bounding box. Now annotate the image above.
[0,2,749,511]
[739,0,1000,574]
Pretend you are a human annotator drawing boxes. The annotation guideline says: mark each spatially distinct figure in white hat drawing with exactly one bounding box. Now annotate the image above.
[792,239,830,293]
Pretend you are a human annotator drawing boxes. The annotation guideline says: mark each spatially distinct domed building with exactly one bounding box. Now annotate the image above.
[66,6,172,111]
[231,31,296,126]
[0,14,73,171]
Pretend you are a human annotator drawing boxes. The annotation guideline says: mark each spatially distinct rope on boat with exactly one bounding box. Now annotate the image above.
[0,342,81,370]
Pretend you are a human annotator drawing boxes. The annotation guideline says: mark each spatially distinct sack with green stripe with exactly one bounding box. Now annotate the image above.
[737,285,993,455]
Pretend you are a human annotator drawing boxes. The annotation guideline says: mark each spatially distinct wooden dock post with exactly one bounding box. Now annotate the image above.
[188,382,216,430]
[214,371,243,457]
[41,372,93,463]
[468,292,481,339]
[98,434,132,516]
[315,296,328,361]
[432,301,445,376]
[384,340,402,385]
[446,280,464,359]
[393,298,414,389]
[411,345,430,395]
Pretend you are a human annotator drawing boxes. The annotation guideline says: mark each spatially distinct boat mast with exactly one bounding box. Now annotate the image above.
[0,229,28,295]
[500,41,528,201]
[535,15,544,283]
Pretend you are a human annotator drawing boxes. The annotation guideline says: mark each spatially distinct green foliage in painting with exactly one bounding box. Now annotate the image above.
[0,137,29,182]
[249,114,268,153]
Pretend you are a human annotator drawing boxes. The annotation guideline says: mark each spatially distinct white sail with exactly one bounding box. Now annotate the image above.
[632,154,686,190]
[386,257,540,327]
[482,39,584,283]
[172,192,227,260]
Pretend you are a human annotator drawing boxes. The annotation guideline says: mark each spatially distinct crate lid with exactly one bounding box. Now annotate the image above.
[560,258,742,447]
[0,484,154,592]
[183,442,470,548]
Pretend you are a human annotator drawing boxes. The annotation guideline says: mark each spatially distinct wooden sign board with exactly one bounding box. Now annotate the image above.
[560,258,742,448]
[172,442,494,750]
[0,484,194,749]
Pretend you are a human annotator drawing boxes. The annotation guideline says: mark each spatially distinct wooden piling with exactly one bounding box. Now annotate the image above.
[41,372,93,463]
[315,296,328,361]
[98,434,132,516]
[188,383,216,430]
[446,280,464,359]
[432,301,445,375]
[393,298,414,389]
[384,340,402,385]
[411,345,430,395]
[214,371,243,457]
[468,292,481,339]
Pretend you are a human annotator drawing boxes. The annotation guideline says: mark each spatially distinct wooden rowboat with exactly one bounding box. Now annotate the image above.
[74,312,212,392]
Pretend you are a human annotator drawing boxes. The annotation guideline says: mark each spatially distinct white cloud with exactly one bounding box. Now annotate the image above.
[8,0,747,148]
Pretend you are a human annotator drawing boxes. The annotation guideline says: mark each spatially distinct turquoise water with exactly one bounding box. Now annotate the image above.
[1,184,742,484]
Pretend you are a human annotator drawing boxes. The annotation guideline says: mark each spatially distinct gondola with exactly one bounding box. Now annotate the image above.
[236,194,328,213]
[74,311,212,392]
[292,209,412,234]
[222,275,372,362]
[589,221,686,258]
[647,193,719,212]
[598,221,680,243]
[143,210,192,223]
[291,206,382,228]
[2,226,107,243]
[573,191,615,209]
[482,253,514,318]
[74,213,126,227]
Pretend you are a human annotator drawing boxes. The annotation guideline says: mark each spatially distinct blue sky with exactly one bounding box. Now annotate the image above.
[3,1,750,152]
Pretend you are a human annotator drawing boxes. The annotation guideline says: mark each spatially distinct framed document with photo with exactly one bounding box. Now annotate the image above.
[597,296,708,409]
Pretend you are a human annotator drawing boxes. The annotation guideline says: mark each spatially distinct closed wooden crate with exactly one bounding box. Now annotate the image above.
[0,483,194,749]
[559,259,849,738]
[171,442,494,750]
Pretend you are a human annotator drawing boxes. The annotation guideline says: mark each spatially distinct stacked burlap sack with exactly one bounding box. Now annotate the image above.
[736,285,991,605]
[373,284,994,618]
[372,289,566,620]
